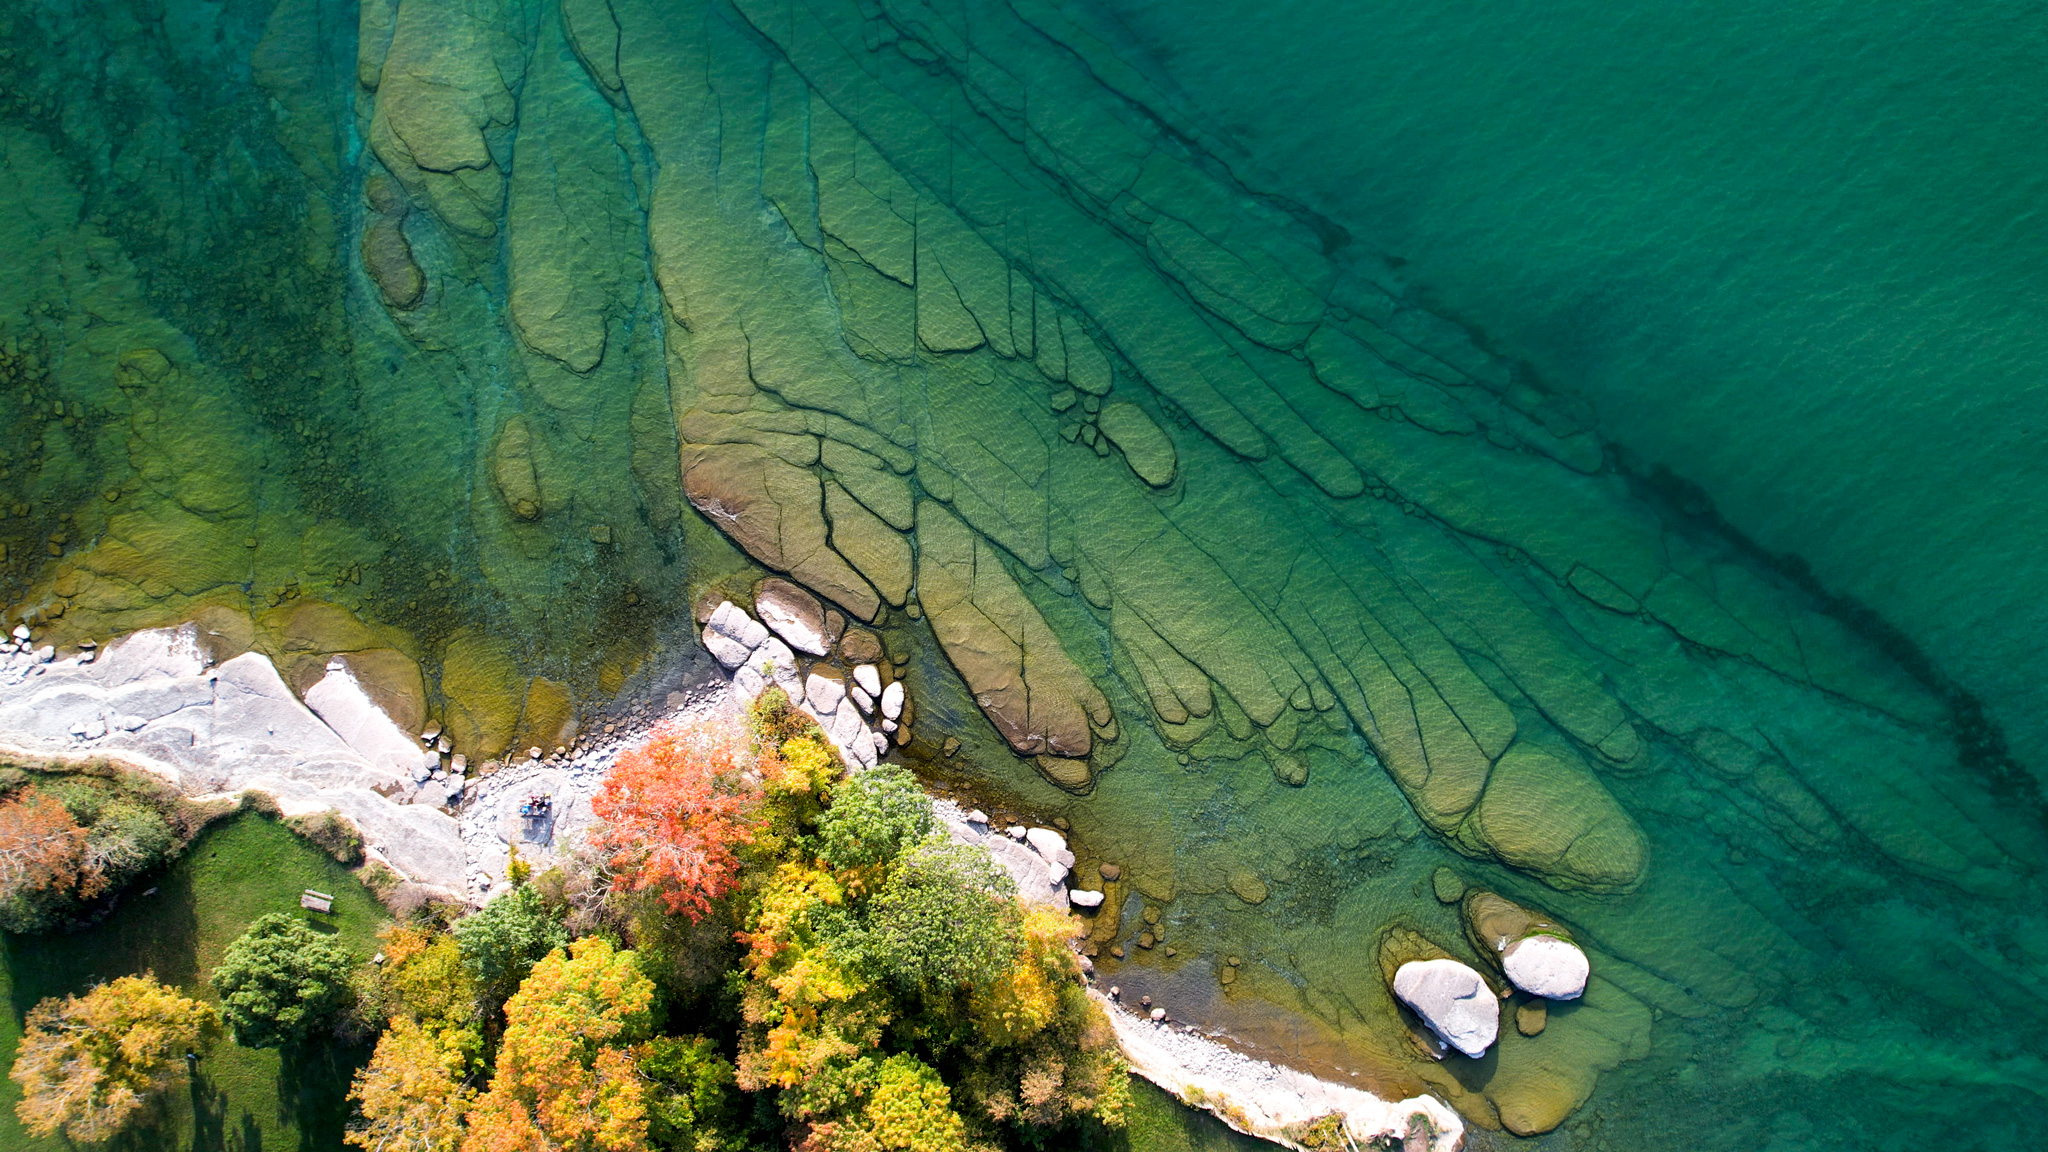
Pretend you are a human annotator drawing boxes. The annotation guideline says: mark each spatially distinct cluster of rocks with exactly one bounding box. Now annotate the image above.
[1383,887,1590,1060]
[702,580,910,770]
[931,798,1078,907]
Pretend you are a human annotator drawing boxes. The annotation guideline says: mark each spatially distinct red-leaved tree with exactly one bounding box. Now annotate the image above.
[590,717,763,921]
[0,791,95,907]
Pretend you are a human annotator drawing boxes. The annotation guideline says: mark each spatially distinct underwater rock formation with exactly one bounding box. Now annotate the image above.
[6,0,2048,1144]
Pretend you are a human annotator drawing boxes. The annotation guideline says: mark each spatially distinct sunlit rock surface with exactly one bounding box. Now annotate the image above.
[2,1,2046,1146]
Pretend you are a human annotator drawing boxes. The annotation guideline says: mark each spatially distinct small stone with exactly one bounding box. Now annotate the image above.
[1108,986,1120,999]
[527,746,543,760]
[1164,947,1177,957]
[1432,867,1468,904]
[967,809,989,826]
[1111,946,1125,959]
[880,679,905,720]
[9,625,28,640]
[839,627,884,663]
[1149,1008,1166,1021]
[1504,936,1590,1001]
[1007,825,1027,841]
[1137,933,1155,949]
[436,737,451,754]
[850,685,875,714]
[421,724,442,742]
[1228,870,1269,905]
[1227,956,1241,967]
[942,736,960,757]
[1069,889,1106,908]
[853,663,882,697]
[1140,996,1152,1008]
[1142,906,1161,926]
[1516,999,1549,1037]
[1220,967,1237,985]
[1098,862,1122,881]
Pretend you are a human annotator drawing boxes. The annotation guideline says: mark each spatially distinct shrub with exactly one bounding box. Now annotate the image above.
[0,772,184,933]
[210,912,357,1048]
[287,809,365,865]
[816,764,933,880]
[9,975,219,1141]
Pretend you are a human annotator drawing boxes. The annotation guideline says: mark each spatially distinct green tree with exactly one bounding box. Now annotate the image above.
[454,885,568,1010]
[641,1035,747,1152]
[861,840,1018,993]
[210,912,356,1048]
[863,1054,968,1152]
[815,765,933,878]
[9,974,219,1141]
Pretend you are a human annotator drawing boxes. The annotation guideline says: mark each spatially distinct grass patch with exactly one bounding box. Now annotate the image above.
[0,811,385,1151]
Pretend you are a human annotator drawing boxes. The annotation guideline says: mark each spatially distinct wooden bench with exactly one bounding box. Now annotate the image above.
[300,889,335,914]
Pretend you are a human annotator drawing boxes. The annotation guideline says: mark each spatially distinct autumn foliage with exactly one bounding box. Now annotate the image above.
[9,975,219,1142]
[591,717,764,921]
[0,790,95,908]
[462,937,654,1152]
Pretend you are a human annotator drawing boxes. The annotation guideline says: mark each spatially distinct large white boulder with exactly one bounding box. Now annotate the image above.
[1502,935,1589,1000]
[1392,959,1499,1058]
[304,659,434,778]
[755,579,830,655]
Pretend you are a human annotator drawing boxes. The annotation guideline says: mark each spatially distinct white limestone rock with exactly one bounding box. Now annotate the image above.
[880,679,904,720]
[304,659,432,777]
[1503,935,1590,1000]
[853,664,882,697]
[806,671,847,714]
[702,626,751,670]
[756,579,830,655]
[708,601,770,650]
[1392,959,1499,1058]
[1070,888,1106,908]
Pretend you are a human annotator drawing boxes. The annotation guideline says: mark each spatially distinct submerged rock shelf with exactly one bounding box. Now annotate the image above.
[2,0,2046,1146]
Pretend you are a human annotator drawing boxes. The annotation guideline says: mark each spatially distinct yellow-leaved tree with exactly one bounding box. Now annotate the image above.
[347,1016,476,1152]
[9,974,218,1142]
[463,936,654,1152]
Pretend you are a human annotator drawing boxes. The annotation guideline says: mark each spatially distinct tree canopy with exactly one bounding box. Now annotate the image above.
[454,885,568,1011]
[591,716,763,922]
[210,911,356,1048]
[9,975,218,1142]
[347,1016,476,1152]
[463,936,655,1152]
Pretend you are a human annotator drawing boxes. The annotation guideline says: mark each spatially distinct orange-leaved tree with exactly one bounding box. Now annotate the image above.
[10,974,219,1142]
[0,789,94,907]
[347,1016,476,1152]
[591,716,763,921]
[463,937,655,1152]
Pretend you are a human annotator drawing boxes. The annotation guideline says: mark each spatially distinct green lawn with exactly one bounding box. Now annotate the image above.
[0,812,387,1152]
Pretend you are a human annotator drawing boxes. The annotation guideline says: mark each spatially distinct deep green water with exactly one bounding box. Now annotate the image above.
[1,1,2044,1149]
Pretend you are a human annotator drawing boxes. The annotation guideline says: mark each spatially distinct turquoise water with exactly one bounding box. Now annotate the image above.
[1092,0,2048,770]
[2,1,2045,1149]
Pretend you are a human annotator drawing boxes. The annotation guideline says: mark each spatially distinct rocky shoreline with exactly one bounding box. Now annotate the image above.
[0,610,1471,1150]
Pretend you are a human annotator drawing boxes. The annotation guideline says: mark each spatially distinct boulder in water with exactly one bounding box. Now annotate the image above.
[1392,959,1499,1058]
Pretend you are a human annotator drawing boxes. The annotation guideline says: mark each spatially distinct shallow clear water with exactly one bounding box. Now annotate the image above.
[1,1,2044,1148]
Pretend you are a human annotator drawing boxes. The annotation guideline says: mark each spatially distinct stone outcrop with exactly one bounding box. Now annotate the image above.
[0,626,462,892]
[1460,890,1589,1000]
[703,599,897,770]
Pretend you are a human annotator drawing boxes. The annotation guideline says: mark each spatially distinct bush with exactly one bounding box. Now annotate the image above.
[286,809,364,865]
[816,764,933,878]
[210,912,357,1048]
[0,770,189,933]
[860,839,1018,994]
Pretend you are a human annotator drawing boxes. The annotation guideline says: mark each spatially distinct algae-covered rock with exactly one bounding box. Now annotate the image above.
[439,629,522,759]
[916,501,1112,761]
[513,676,577,754]
[492,416,545,521]
[684,443,882,622]
[362,216,425,309]
[1464,745,1646,891]
[1096,401,1177,487]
